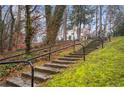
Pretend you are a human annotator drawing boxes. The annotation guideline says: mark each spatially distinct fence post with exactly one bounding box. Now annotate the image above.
[73,39,76,52]
[101,39,104,48]
[80,35,87,61]
[28,61,34,87]
[83,46,85,61]
[108,35,111,42]
[99,37,104,48]
[48,46,51,61]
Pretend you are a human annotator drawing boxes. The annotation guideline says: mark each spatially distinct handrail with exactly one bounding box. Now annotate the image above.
[0,38,104,87]
[15,40,72,52]
[0,40,74,61]
[0,46,48,61]
[0,41,80,87]
[27,42,80,61]
[0,60,34,87]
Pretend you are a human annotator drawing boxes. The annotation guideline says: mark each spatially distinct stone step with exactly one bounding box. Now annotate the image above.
[44,63,69,68]
[64,55,82,58]
[76,48,95,54]
[53,60,76,64]
[6,77,37,87]
[43,49,48,52]
[22,71,52,82]
[58,57,81,61]
[35,66,61,74]
[70,53,84,56]
[86,49,96,52]
[86,48,95,51]
[4,40,102,87]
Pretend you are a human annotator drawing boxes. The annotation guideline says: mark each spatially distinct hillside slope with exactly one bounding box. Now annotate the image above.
[46,37,124,87]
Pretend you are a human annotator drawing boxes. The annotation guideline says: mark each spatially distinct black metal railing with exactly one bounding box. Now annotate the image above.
[0,36,109,87]
[26,42,80,62]
[0,40,75,62]
[0,37,106,87]
[3,40,73,55]
[0,41,80,87]
[0,60,34,87]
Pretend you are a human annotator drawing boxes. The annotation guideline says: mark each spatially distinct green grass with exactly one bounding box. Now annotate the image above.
[46,36,124,87]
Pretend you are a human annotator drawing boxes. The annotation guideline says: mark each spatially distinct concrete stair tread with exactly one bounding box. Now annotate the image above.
[43,49,48,52]
[64,55,82,58]
[6,77,37,87]
[35,66,61,74]
[70,53,84,55]
[4,40,101,87]
[86,48,95,51]
[44,63,69,68]
[58,57,81,61]
[22,71,52,81]
[53,60,76,64]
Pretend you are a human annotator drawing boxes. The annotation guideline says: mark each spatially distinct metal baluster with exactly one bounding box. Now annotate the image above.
[48,46,51,61]
[83,46,85,61]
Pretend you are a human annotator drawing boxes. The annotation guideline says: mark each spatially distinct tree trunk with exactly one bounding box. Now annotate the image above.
[45,5,52,29]
[99,5,102,36]
[45,5,66,45]
[82,6,86,36]
[78,19,81,40]
[63,8,67,41]
[109,6,112,32]
[95,6,98,37]
[77,5,82,40]
[15,5,21,48]
[0,6,3,54]
[104,13,108,33]
[25,5,32,55]
[8,5,15,50]
[82,24,85,35]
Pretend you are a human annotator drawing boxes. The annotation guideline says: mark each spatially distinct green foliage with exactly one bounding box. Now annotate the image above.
[115,22,124,36]
[0,53,33,78]
[70,5,95,26]
[46,37,124,87]
[23,54,33,59]
[0,64,18,77]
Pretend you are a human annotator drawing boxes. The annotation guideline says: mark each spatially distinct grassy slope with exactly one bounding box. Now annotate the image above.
[46,36,124,87]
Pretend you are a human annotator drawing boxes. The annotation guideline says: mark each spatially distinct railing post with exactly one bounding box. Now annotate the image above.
[0,60,35,87]
[108,35,111,42]
[83,46,85,61]
[73,39,76,53]
[101,39,104,48]
[28,61,34,87]
[48,46,51,61]
[99,37,104,49]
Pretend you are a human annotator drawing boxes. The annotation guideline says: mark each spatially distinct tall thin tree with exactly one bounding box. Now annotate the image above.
[25,5,32,55]
[8,5,15,50]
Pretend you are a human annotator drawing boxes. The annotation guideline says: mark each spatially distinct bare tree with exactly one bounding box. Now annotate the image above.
[25,5,32,55]
[15,5,22,48]
[63,8,67,41]
[99,5,103,36]
[8,5,15,50]
[95,6,98,36]
[0,6,9,54]
[0,6,3,54]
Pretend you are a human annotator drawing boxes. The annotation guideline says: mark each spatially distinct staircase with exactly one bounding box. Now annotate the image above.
[2,39,101,87]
